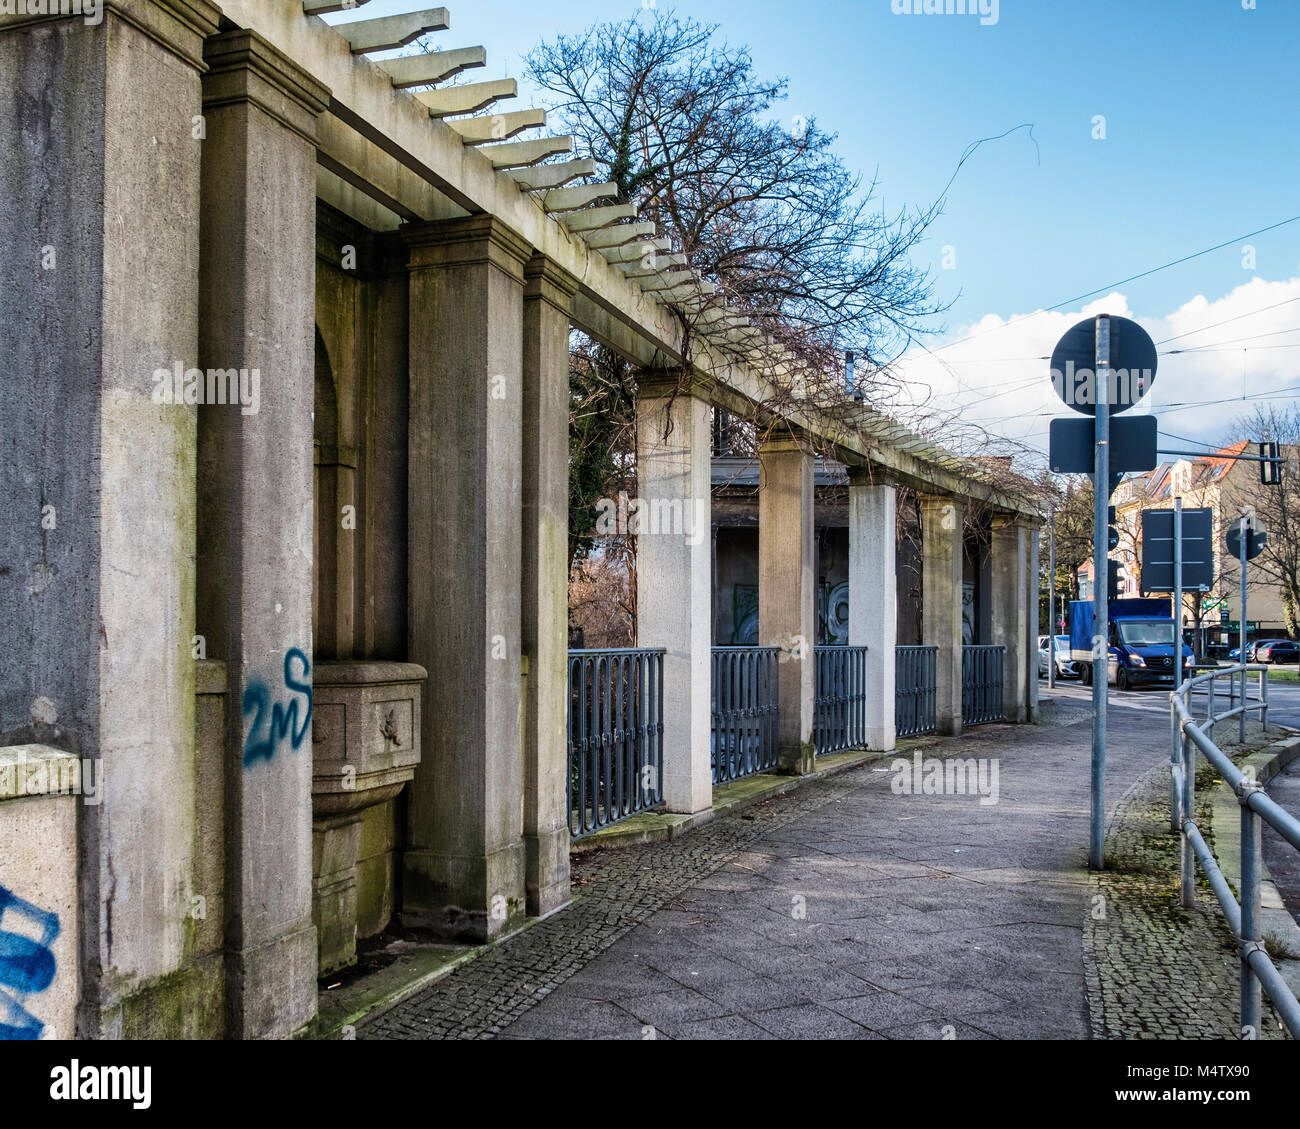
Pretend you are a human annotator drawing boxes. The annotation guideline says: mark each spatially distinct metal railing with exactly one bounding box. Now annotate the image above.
[1171,664,1299,1038]
[896,645,937,738]
[813,645,868,756]
[567,649,665,840]
[711,647,780,784]
[961,645,1004,727]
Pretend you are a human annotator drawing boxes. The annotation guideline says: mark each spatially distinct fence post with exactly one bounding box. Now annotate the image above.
[1240,782,1262,1038]
[1180,710,1196,909]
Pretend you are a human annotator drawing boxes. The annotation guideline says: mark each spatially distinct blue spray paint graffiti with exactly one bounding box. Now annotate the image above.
[0,885,59,1040]
[242,648,312,767]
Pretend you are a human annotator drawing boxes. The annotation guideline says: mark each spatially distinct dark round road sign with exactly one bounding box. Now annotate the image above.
[1226,516,1267,561]
[1050,314,1157,416]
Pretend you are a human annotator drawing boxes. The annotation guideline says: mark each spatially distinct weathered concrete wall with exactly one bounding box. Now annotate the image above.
[0,2,224,1038]
[0,747,81,1040]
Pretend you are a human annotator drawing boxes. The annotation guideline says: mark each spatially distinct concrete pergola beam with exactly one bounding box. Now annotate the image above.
[340,8,449,53]
[582,221,657,249]
[637,269,696,292]
[380,46,486,88]
[620,252,687,277]
[510,158,597,191]
[599,237,670,264]
[562,202,638,233]
[542,182,618,212]
[415,78,516,117]
[480,135,574,169]
[450,108,547,145]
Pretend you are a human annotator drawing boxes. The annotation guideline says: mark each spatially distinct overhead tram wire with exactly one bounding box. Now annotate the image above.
[924,214,1300,357]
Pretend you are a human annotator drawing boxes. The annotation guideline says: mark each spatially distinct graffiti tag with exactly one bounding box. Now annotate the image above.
[0,885,59,1040]
[242,648,312,767]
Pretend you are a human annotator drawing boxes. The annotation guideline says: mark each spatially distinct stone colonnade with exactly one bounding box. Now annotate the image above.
[0,2,1040,1040]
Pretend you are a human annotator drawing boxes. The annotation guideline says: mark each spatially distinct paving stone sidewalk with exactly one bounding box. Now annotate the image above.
[1086,762,1288,1040]
[362,690,1265,1040]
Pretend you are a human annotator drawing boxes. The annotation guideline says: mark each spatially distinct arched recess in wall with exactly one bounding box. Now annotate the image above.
[314,328,354,658]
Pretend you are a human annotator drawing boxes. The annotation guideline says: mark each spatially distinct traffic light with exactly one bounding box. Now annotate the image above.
[1260,441,1282,485]
[1107,560,1123,601]
[1106,505,1119,551]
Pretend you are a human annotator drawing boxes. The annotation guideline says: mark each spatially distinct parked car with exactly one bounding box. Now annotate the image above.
[1037,634,1078,680]
[1256,640,1299,664]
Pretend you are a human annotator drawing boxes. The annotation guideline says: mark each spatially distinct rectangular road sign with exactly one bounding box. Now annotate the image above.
[1141,507,1214,592]
[1049,415,1158,474]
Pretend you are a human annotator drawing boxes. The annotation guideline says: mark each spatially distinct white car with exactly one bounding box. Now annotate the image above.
[1038,634,1078,679]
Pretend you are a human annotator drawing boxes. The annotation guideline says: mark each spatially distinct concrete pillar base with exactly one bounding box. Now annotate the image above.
[227,923,319,1040]
[778,741,816,777]
[402,841,526,943]
[525,826,572,917]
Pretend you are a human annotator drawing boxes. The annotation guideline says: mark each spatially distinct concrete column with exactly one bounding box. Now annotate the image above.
[848,473,896,750]
[403,216,529,941]
[636,377,713,815]
[1025,523,1041,721]
[196,29,329,1038]
[0,0,223,1038]
[759,430,816,773]
[521,253,577,916]
[990,515,1029,722]
[920,494,965,736]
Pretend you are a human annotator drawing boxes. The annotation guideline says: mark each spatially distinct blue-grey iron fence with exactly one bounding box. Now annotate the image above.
[567,648,665,839]
[813,645,868,756]
[895,645,937,737]
[1171,665,1299,1038]
[711,647,780,784]
[962,645,1004,727]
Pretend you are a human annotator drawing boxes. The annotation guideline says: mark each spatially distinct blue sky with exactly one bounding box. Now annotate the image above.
[329,0,1300,458]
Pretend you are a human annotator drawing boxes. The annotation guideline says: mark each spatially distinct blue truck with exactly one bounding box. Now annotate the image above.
[1069,597,1195,691]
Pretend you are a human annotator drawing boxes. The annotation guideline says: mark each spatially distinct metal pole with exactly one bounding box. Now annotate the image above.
[1240,788,1262,1037]
[1090,315,1111,871]
[1240,513,1248,745]
[1173,499,1183,695]
[1048,508,1056,690]
[1180,718,1195,906]
[1171,499,1183,829]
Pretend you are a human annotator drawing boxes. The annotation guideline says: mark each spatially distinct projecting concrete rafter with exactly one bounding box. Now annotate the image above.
[582,221,657,249]
[340,8,449,53]
[450,108,547,145]
[508,159,597,191]
[479,135,574,169]
[599,238,670,264]
[562,203,637,233]
[542,182,618,212]
[414,78,517,117]
[619,252,687,277]
[379,46,486,88]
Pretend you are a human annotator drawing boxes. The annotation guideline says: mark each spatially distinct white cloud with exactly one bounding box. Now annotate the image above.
[893,276,1300,467]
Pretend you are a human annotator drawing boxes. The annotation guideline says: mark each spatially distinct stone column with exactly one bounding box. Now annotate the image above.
[403,216,529,941]
[0,0,223,1039]
[636,377,713,816]
[521,253,577,916]
[920,494,965,736]
[196,29,329,1038]
[990,515,1029,722]
[849,472,896,750]
[760,429,817,774]
[1025,523,1042,721]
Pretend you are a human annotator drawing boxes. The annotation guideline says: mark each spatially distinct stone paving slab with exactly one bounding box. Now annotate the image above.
[361,687,1281,1041]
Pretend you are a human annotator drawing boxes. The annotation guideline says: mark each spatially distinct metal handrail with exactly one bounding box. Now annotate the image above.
[1170,662,1300,1038]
